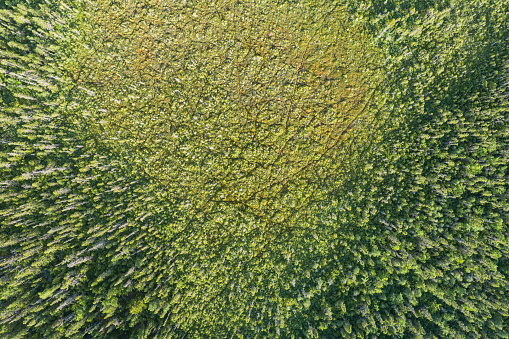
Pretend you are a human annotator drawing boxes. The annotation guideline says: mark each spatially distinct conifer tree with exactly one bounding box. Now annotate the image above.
[1,0,508,338]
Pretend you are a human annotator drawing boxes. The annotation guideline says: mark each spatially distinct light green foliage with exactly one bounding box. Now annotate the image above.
[0,0,508,338]
[63,0,385,241]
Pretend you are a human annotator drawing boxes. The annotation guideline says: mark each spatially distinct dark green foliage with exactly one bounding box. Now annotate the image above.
[1,0,508,338]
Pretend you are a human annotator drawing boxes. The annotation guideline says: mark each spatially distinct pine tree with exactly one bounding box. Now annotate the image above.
[1,0,508,338]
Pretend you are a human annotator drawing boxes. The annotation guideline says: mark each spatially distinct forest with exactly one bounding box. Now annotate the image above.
[0,0,508,338]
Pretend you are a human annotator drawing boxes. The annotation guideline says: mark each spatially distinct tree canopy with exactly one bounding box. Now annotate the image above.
[0,0,508,338]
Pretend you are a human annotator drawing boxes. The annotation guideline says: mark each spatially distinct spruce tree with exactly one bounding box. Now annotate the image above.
[1,0,508,338]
